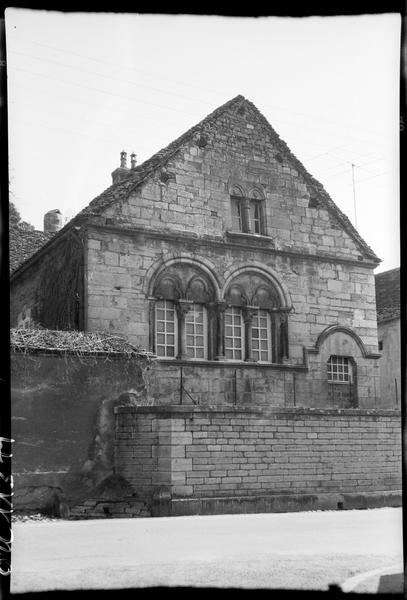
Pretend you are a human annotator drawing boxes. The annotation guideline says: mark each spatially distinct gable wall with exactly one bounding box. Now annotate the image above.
[102,102,364,262]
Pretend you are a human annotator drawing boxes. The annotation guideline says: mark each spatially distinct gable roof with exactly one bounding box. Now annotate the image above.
[375,267,400,323]
[9,225,54,273]
[11,95,380,278]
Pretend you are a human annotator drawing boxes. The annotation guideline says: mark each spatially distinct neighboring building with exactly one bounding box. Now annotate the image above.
[10,206,64,326]
[10,95,401,516]
[375,268,401,408]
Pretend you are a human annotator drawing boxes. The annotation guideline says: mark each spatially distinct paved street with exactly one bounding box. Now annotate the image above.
[10,507,403,593]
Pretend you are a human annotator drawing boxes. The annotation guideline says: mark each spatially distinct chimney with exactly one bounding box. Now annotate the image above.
[130,153,137,169]
[111,150,132,185]
[44,209,64,234]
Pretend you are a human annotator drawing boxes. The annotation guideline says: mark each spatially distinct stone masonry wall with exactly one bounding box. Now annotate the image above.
[115,406,402,514]
[85,229,379,358]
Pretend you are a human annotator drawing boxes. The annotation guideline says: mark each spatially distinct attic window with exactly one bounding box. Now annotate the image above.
[230,187,266,235]
[378,340,383,351]
[308,195,319,208]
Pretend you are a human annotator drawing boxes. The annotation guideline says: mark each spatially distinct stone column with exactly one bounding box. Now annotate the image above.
[148,299,156,354]
[241,198,252,233]
[243,307,255,362]
[215,301,227,360]
[176,300,191,360]
[279,312,289,360]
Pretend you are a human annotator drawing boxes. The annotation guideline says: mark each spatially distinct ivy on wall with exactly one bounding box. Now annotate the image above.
[35,233,83,330]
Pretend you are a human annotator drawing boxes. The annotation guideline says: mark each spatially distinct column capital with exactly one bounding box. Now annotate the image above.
[242,306,256,324]
[215,301,228,313]
[176,299,191,319]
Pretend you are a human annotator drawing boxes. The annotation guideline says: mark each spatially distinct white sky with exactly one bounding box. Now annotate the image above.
[5,10,400,273]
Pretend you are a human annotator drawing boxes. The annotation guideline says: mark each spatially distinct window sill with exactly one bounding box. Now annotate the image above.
[225,231,274,245]
[154,358,307,370]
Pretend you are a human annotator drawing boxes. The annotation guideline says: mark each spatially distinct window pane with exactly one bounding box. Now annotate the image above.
[184,304,207,359]
[231,198,243,232]
[251,309,271,362]
[155,299,177,358]
[327,356,352,383]
[225,307,244,360]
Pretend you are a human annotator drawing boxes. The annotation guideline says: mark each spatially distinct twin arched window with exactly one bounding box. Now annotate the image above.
[230,186,266,235]
[149,265,289,363]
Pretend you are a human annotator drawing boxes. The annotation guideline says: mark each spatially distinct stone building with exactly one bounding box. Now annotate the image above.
[375,267,401,408]
[10,95,401,515]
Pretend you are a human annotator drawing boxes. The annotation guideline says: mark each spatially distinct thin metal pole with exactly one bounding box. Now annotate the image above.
[234,369,237,406]
[180,367,183,405]
[395,378,398,408]
[351,163,358,229]
[293,372,296,407]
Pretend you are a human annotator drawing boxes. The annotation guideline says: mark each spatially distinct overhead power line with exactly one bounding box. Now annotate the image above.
[8,65,200,118]
[10,49,211,106]
[8,33,394,142]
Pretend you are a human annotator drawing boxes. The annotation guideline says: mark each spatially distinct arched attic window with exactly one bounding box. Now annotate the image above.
[221,272,288,363]
[230,186,266,235]
[150,265,217,360]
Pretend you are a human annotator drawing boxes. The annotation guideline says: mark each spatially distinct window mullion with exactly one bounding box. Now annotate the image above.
[148,298,156,353]
[176,300,190,360]
[215,302,227,360]
[241,198,252,233]
[243,307,254,361]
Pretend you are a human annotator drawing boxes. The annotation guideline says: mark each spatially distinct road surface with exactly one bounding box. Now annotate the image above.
[10,507,403,592]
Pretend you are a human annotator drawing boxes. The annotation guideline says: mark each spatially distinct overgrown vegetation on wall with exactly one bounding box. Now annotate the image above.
[11,327,143,355]
[35,233,83,330]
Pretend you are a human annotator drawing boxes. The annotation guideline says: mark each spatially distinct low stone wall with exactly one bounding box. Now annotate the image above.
[115,405,402,516]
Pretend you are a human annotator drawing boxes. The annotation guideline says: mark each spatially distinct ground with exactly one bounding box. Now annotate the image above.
[10,507,403,593]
